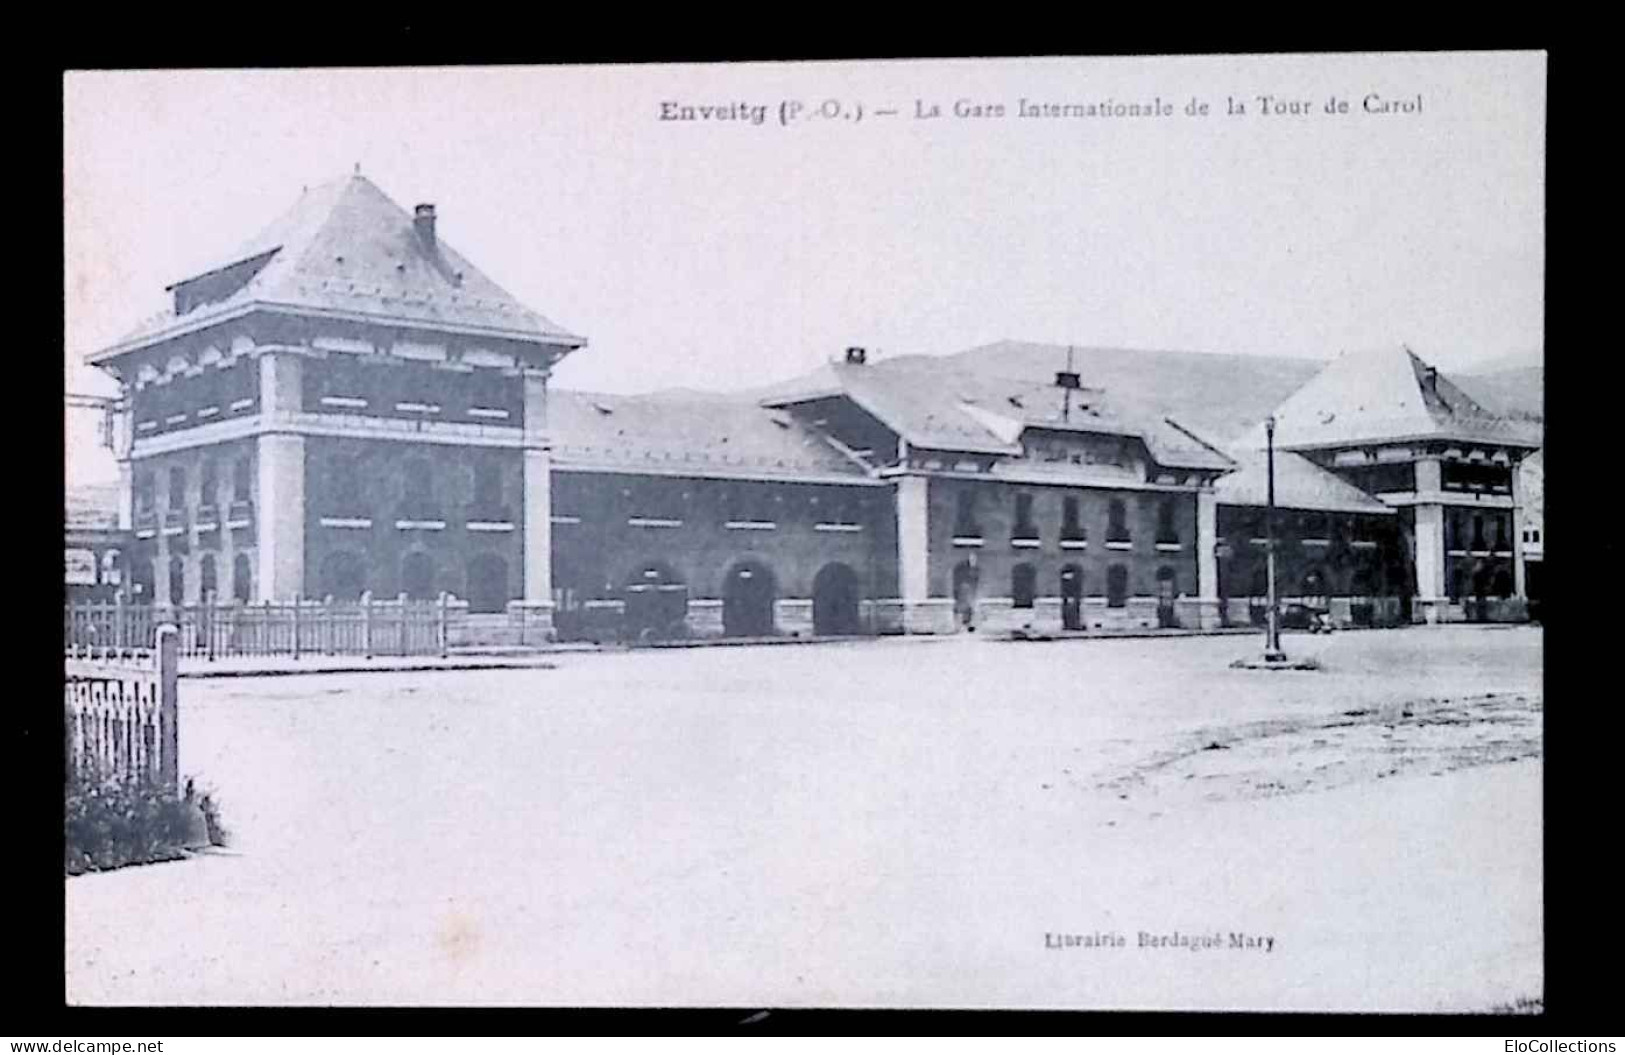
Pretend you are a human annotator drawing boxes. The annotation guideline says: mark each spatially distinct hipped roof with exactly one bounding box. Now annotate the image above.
[91,175,584,361]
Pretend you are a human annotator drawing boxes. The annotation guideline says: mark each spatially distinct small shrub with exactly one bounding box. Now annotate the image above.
[64,769,228,876]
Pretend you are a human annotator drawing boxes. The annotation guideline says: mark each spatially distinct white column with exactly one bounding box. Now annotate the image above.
[116,461,134,532]
[1196,489,1218,599]
[521,370,553,605]
[896,474,930,601]
[1413,503,1447,618]
[256,434,306,600]
[113,400,134,531]
[255,352,305,600]
[523,447,552,602]
[1414,456,1442,497]
[1510,463,1528,599]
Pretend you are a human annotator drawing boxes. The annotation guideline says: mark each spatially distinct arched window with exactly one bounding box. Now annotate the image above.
[1107,565,1129,608]
[1156,565,1177,595]
[320,551,367,601]
[1011,563,1037,608]
[1107,499,1130,544]
[168,556,185,606]
[199,554,218,600]
[233,554,252,602]
[130,557,155,600]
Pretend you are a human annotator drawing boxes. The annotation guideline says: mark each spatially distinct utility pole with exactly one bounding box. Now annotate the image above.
[1264,414,1285,661]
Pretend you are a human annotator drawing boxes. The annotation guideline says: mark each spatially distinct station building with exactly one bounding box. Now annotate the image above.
[77,175,1542,639]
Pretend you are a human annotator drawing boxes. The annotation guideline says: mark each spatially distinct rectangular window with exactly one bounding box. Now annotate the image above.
[1061,496,1085,541]
[1107,499,1130,544]
[1156,499,1179,544]
[1013,493,1037,539]
[954,489,980,537]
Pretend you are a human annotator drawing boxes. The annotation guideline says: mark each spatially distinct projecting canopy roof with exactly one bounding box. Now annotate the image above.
[1214,449,1394,515]
[90,174,584,362]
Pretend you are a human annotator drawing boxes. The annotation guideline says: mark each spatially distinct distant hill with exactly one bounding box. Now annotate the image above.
[1451,366,1544,423]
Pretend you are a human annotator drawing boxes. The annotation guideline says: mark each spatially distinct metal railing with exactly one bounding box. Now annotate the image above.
[64,625,180,791]
[65,595,457,659]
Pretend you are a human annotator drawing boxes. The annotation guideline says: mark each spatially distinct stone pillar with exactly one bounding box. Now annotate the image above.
[256,351,305,601]
[112,397,135,531]
[1510,463,1527,600]
[896,475,929,601]
[518,370,555,635]
[116,460,134,532]
[521,370,553,601]
[1414,456,1442,497]
[256,434,306,600]
[1413,502,1447,623]
[1195,488,1221,629]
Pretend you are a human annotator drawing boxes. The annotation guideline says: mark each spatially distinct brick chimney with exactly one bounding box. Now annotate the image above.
[414,204,437,250]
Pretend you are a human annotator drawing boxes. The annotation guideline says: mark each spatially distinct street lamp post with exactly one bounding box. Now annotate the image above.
[1265,414,1286,661]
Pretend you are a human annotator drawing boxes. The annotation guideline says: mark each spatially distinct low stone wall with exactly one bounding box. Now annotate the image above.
[506,600,555,641]
[685,599,725,639]
[903,599,956,635]
[775,598,815,638]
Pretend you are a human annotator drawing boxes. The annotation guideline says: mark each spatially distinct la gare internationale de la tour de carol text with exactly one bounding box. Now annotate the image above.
[657,93,1423,124]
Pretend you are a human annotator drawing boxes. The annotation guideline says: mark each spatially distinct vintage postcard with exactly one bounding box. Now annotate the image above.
[62,52,1545,1012]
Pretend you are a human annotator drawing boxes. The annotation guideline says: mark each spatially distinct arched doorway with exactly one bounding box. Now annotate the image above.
[199,554,218,601]
[812,562,861,635]
[1156,565,1177,628]
[168,556,185,606]
[467,553,509,614]
[624,562,687,640]
[233,554,252,603]
[1060,565,1084,630]
[952,560,980,629]
[1011,563,1037,609]
[320,550,367,601]
[723,560,776,637]
[1106,565,1129,609]
[401,551,436,600]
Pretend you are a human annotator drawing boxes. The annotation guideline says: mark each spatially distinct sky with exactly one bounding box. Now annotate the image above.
[63,52,1545,483]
